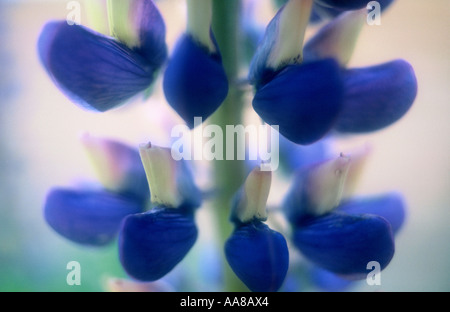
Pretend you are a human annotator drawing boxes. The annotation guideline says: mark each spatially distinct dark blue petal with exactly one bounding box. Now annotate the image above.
[335,59,418,133]
[163,34,229,128]
[38,21,157,112]
[293,212,395,278]
[131,0,167,68]
[225,222,289,292]
[338,192,406,234]
[253,59,344,145]
[44,188,143,246]
[119,208,198,281]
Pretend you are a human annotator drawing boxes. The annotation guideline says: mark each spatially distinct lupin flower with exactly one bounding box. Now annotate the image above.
[162,0,228,128]
[37,0,167,112]
[44,135,149,246]
[225,167,289,292]
[119,143,202,281]
[250,0,417,145]
[302,7,418,133]
[249,0,344,145]
[283,150,406,279]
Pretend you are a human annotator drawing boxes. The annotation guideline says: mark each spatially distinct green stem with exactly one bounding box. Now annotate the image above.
[210,0,248,292]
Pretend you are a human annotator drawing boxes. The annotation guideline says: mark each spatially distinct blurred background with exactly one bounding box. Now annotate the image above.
[0,0,449,291]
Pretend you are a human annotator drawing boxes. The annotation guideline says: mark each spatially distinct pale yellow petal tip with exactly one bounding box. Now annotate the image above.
[139,142,181,208]
[186,0,216,53]
[341,144,373,198]
[306,154,351,215]
[267,0,313,69]
[235,166,272,223]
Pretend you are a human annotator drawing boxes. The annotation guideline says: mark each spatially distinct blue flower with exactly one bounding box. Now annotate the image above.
[43,137,150,246]
[283,154,406,279]
[37,0,167,112]
[118,143,202,281]
[225,168,289,292]
[250,1,417,145]
[162,1,228,128]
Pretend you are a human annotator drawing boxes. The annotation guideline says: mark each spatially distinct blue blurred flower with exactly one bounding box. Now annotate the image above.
[44,137,149,246]
[225,168,289,292]
[250,0,417,145]
[118,143,202,281]
[283,152,406,279]
[37,0,167,112]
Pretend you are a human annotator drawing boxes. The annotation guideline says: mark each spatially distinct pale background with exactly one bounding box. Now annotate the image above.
[0,0,449,291]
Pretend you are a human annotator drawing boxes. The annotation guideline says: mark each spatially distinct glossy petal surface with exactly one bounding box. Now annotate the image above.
[335,59,418,133]
[253,59,343,145]
[293,212,395,278]
[38,21,156,111]
[119,208,198,281]
[44,188,143,246]
[225,222,289,292]
[163,34,228,128]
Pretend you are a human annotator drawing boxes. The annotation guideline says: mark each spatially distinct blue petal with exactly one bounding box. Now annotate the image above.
[293,212,395,278]
[44,188,143,246]
[225,222,289,292]
[335,59,418,133]
[131,0,167,69]
[337,192,406,234]
[38,21,158,112]
[163,34,228,128]
[119,208,198,281]
[252,59,344,145]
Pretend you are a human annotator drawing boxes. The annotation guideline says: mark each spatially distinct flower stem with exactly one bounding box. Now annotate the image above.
[210,0,248,292]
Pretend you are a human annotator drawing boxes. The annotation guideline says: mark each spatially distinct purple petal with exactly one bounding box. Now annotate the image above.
[37,21,157,112]
[44,188,143,246]
[335,59,418,133]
